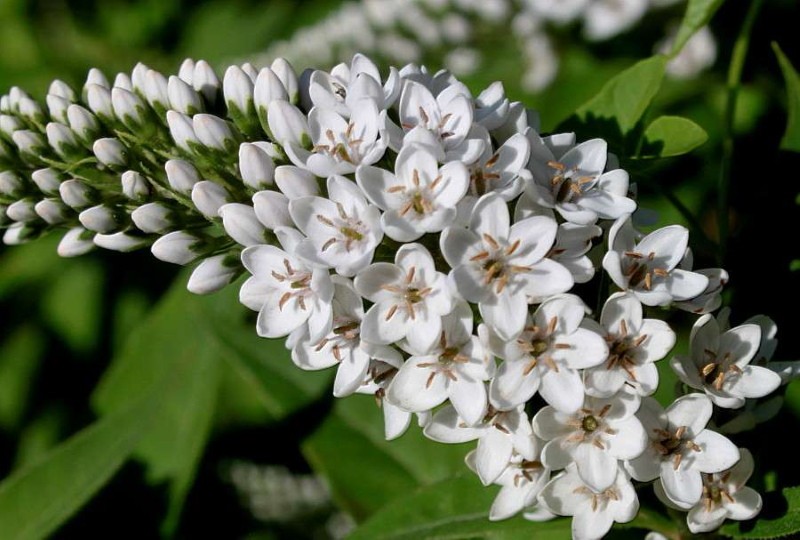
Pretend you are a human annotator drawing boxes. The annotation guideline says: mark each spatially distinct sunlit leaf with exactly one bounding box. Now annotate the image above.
[772,42,800,152]
[349,475,571,540]
[639,115,708,158]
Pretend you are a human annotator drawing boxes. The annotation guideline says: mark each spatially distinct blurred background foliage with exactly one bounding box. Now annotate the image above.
[0,0,799,538]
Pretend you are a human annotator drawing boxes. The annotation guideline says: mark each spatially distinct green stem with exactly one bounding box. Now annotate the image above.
[717,0,765,264]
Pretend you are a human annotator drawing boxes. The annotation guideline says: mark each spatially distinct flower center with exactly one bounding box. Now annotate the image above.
[271,258,313,311]
[605,320,648,381]
[469,234,531,294]
[316,202,368,253]
[623,250,670,290]
[582,415,599,432]
[699,349,741,390]
[548,160,594,204]
[389,169,443,218]
[653,425,703,470]
[313,123,365,164]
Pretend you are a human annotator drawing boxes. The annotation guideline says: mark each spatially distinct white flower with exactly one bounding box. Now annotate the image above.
[284,99,387,177]
[602,214,709,306]
[464,132,530,201]
[626,394,740,509]
[308,53,401,114]
[424,404,537,486]
[441,193,573,340]
[671,314,781,408]
[239,228,333,341]
[674,249,728,315]
[355,348,418,440]
[583,292,676,397]
[386,301,491,425]
[526,134,636,225]
[683,449,762,534]
[488,294,607,413]
[292,276,375,397]
[465,448,551,521]
[534,392,647,492]
[356,143,468,241]
[538,463,638,540]
[355,243,453,352]
[289,175,383,277]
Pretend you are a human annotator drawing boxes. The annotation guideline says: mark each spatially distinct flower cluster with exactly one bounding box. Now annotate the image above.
[0,53,787,539]
[256,0,717,92]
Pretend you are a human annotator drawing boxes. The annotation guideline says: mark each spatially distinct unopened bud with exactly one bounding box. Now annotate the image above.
[253,190,292,229]
[31,168,62,195]
[267,101,309,147]
[241,63,258,82]
[191,181,230,219]
[274,165,319,198]
[46,94,71,123]
[49,79,77,102]
[131,62,150,96]
[224,65,255,114]
[131,202,176,234]
[6,198,38,222]
[239,143,275,189]
[167,75,204,115]
[121,170,151,201]
[18,96,45,124]
[59,179,98,209]
[144,69,169,114]
[0,171,25,199]
[255,67,288,133]
[187,252,241,294]
[94,230,149,252]
[12,129,48,160]
[3,222,39,246]
[151,230,208,265]
[165,159,200,194]
[272,58,299,104]
[46,122,81,159]
[166,110,199,152]
[58,227,96,257]
[193,113,237,151]
[86,84,114,121]
[219,203,267,247]
[79,204,125,234]
[35,198,72,225]
[178,58,195,85]
[113,73,133,91]
[93,137,128,169]
[111,87,148,130]
[193,60,221,106]
[85,68,110,90]
[0,114,23,137]
[67,104,101,145]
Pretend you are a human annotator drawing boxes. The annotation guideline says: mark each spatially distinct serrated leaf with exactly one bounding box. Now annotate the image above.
[639,115,709,158]
[0,378,159,540]
[772,42,800,152]
[560,56,667,147]
[302,394,472,521]
[671,0,726,56]
[721,486,800,539]
[349,475,571,540]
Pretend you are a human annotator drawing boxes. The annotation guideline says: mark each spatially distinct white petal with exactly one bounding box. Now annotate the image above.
[470,193,510,240]
[423,405,482,443]
[660,462,702,508]
[355,165,397,210]
[508,215,557,265]
[666,393,712,437]
[383,401,413,441]
[256,293,311,338]
[333,348,371,397]
[687,504,728,534]
[554,327,608,369]
[533,407,574,440]
[449,379,488,427]
[539,368,584,413]
[636,225,688,271]
[386,356,447,412]
[572,504,615,540]
[360,303,408,345]
[731,365,781,398]
[480,291,527,340]
[440,226,481,268]
[691,430,740,473]
[600,292,642,334]
[489,483,527,521]
[726,487,762,521]
[575,443,618,491]
[475,427,513,485]
[605,417,647,460]
[666,268,710,301]
[489,359,541,410]
[354,263,403,302]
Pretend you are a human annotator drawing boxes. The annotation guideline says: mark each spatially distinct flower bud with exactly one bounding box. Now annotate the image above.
[240,63,258,82]
[31,168,62,195]
[168,75,204,115]
[46,94,71,123]
[67,104,101,145]
[86,84,114,121]
[131,202,176,234]
[165,159,200,194]
[253,190,292,229]
[85,68,110,90]
[59,179,98,209]
[274,165,319,198]
[239,142,275,189]
[49,79,77,102]
[0,95,10,114]
[224,65,255,114]
[254,67,288,133]
[0,171,25,199]
[111,87,148,129]
[131,62,150,96]
[46,122,81,159]
[151,230,207,265]
[35,198,72,225]
[0,114,23,137]
[3,222,38,246]
[193,60,221,106]
[219,203,267,247]
[18,96,45,124]
[8,87,29,111]
[93,137,128,169]
[267,101,309,147]
[113,72,133,91]
[6,198,38,222]
[178,58,195,84]
[166,110,199,152]
[272,57,299,104]
[121,170,150,202]
[144,69,169,113]
[193,113,237,151]
[191,181,230,219]
[12,129,48,160]
[187,252,242,295]
[58,227,95,257]
[79,204,125,234]
[94,230,149,252]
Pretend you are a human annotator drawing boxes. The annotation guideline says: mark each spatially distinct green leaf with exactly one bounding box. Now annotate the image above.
[302,395,471,521]
[670,0,726,56]
[639,115,709,158]
[772,42,800,152]
[0,325,44,431]
[560,56,667,147]
[0,233,61,299]
[721,486,800,539]
[0,378,159,540]
[349,475,571,540]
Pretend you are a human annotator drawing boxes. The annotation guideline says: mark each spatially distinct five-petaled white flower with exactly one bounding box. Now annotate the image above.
[671,313,781,409]
[441,193,573,340]
[526,134,636,225]
[356,143,469,241]
[239,228,333,341]
[602,214,709,306]
[290,175,383,277]
[488,294,608,413]
[583,292,676,397]
[386,301,492,426]
[533,392,647,492]
[626,394,740,509]
[355,243,454,352]
[538,463,639,540]
[307,53,400,114]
